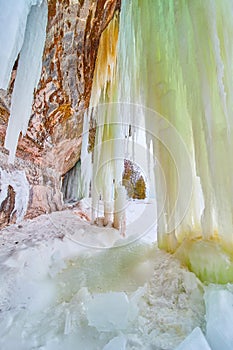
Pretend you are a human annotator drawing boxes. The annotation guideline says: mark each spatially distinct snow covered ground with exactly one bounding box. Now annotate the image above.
[0,200,231,349]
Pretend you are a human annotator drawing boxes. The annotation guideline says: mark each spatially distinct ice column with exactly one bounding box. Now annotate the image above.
[113,184,127,236]
[117,0,233,250]
[84,0,233,248]
[81,12,126,228]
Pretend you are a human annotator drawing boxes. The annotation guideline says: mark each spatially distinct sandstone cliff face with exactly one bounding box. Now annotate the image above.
[0,0,120,228]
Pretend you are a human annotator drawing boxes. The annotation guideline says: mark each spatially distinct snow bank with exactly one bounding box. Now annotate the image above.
[0,209,206,349]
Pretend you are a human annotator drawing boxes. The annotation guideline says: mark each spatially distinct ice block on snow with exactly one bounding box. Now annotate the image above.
[86,292,130,332]
[175,327,211,350]
[205,289,233,350]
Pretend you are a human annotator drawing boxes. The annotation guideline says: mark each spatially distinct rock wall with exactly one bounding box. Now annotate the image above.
[0,0,120,228]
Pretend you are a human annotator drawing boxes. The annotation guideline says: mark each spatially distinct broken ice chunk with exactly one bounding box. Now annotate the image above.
[49,251,66,278]
[103,335,127,350]
[205,288,233,350]
[128,286,145,322]
[175,327,211,350]
[86,292,130,332]
[64,309,72,335]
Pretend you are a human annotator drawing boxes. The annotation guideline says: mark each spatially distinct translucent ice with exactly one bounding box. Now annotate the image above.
[88,0,233,254]
[62,161,85,202]
[205,288,233,350]
[4,0,47,162]
[175,327,211,350]
[0,0,45,90]
[0,0,30,89]
[103,335,127,350]
[86,292,130,332]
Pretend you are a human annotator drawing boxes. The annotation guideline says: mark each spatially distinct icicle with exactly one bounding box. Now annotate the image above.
[113,184,127,236]
[4,0,48,163]
[80,109,92,198]
[62,161,84,203]
[84,0,233,265]
[0,0,31,89]
[106,0,233,282]
[117,0,233,251]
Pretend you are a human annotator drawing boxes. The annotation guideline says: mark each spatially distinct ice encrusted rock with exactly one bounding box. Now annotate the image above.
[103,335,127,350]
[86,292,131,332]
[175,327,211,350]
[0,0,30,89]
[205,288,233,350]
[0,168,29,222]
[2,0,48,162]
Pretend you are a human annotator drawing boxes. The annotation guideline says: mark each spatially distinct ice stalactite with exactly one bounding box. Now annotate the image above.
[0,0,48,163]
[0,169,29,223]
[85,0,233,281]
[62,161,84,203]
[0,0,34,90]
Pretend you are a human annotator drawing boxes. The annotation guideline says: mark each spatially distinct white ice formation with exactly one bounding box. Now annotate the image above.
[0,0,48,162]
[205,288,233,350]
[175,327,211,350]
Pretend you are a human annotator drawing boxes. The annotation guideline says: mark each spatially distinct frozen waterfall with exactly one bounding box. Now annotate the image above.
[80,0,233,283]
[0,0,47,162]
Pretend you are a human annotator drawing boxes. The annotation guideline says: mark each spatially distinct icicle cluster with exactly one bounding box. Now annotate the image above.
[84,0,233,266]
[81,13,128,232]
[0,168,29,223]
[117,0,233,250]
[0,0,48,162]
